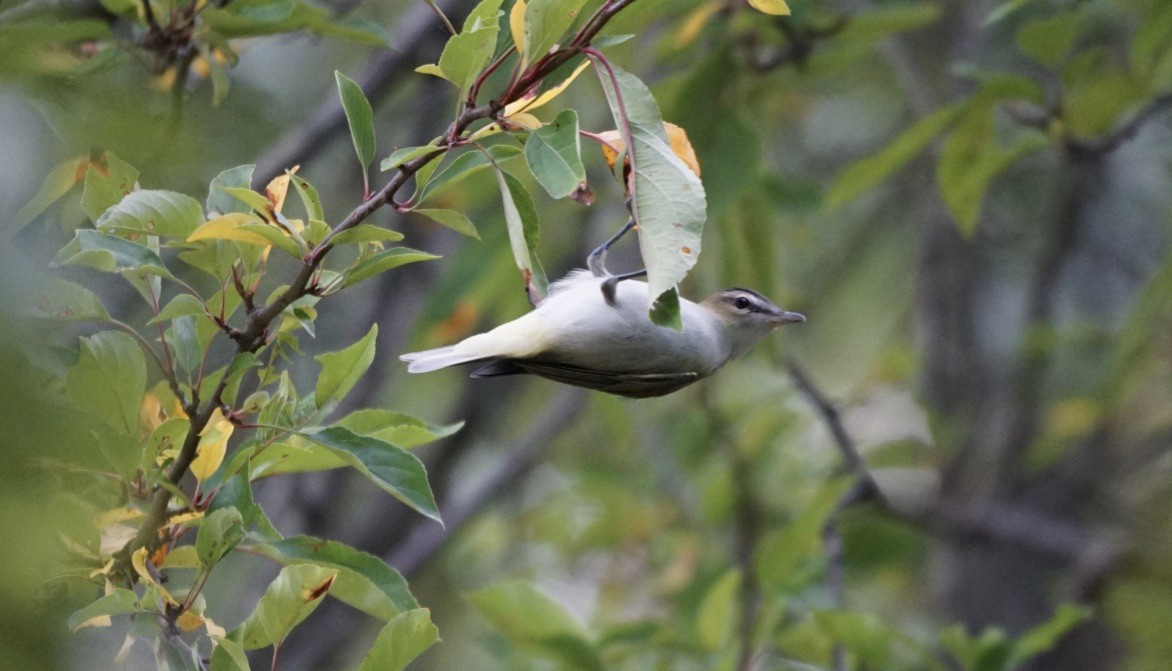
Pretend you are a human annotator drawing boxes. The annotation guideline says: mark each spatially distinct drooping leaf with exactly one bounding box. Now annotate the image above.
[192,408,234,485]
[494,167,548,301]
[315,324,378,407]
[233,564,338,650]
[52,229,176,280]
[32,277,110,321]
[66,331,146,436]
[471,581,602,671]
[249,536,419,620]
[357,609,440,671]
[335,71,377,179]
[341,248,440,288]
[336,408,463,448]
[593,61,707,327]
[525,109,586,199]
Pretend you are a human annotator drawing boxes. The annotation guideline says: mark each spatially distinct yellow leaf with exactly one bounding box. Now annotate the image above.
[204,615,227,638]
[188,213,273,246]
[99,523,138,558]
[1045,398,1100,439]
[597,123,701,177]
[665,122,702,176]
[176,610,205,633]
[132,547,178,606]
[502,59,591,117]
[75,614,113,630]
[263,167,297,215]
[510,0,527,66]
[169,510,205,526]
[506,113,543,130]
[140,393,166,434]
[191,407,233,484]
[94,507,144,530]
[673,1,722,49]
[747,0,790,15]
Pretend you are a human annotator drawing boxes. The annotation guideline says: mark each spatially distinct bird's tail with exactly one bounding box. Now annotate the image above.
[400,345,488,373]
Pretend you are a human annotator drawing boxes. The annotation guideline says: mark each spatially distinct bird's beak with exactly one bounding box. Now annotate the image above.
[770,309,806,325]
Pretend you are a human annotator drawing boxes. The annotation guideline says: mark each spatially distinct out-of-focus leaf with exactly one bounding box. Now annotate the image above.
[52,229,176,280]
[197,507,245,569]
[357,609,440,671]
[1061,52,1146,137]
[67,589,147,631]
[696,569,740,651]
[201,0,387,44]
[233,564,338,650]
[411,208,480,239]
[494,167,548,301]
[66,331,145,436]
[813,611,896,668]
[1016,11,1079,67]
[837,3,939,41]
[300,427,440,522]
[826,104,961,209]
[1007,604,1091,666]
[341,248,440,288]
[746,0,789,16]
[249,536,419,620]
[33,278,110,321]
[315,324,377,407]
[335,71,377,178]
[756,479,851,589]
[593,61,706,327]
[525,109,586,199]
[471,581,602,671]
[337,408,463,449]
[13,156,87,232]
[80,151,140,224]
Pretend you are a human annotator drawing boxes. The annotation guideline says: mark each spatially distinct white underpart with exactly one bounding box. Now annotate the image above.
[401,270,730,375]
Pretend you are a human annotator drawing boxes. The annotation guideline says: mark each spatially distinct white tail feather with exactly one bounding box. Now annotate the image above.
[400,346,488,373]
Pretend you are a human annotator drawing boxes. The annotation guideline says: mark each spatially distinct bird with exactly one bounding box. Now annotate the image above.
[400,270,805,398]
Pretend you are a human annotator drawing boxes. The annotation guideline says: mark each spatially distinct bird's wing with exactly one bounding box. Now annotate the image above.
[510,360,700,398]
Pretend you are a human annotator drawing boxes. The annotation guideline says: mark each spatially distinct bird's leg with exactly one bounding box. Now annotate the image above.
[587,216,635,278]
[601,269,647,305]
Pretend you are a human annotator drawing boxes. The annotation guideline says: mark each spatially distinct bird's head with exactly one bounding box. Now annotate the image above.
[701,288,805,358]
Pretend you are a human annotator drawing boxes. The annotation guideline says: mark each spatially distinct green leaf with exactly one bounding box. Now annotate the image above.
[52,229,176,280]
[593,61,707,327]
[417,144,523,203]
[315,324,378,407]
[167,315,202,378]
[755,479,850,589]
[96,189,204,239]
[525,109,586,199]
[222,352,260,407]
[1016,12,1080,68]
[330,224,406,245]
[837,3,940,41]
[201,0,388,44]
[937,106,1053,236]
[696,569,740,651]
[32,277,110,321]
[357,609,440,671]
[299,427,441,522]
[648,288,681,331]
[67,589,147,631]
[523,0,589,68]
[234,564,339,650]
[197,507,246,569]
[341,248,440,288]
[204,45,231,106]
[336,71,377,175]
[209,636,251,671]
[148,293,206,324]
[337,408,463,448]
[80,151,140,223]
[13,156,86,232]
[1007,604,1091,666]
[826,104,962,209]
[428,0,505,92]
[66,331,145,436]
[381,145,441,172]
[411,208,480,239]
[471,581,602,671]
[207,165,256,216]
[813,611,896,668]
[287,172,325,222]
[495,167,548,300]
[208,465,282,541]
[249,536,419,620]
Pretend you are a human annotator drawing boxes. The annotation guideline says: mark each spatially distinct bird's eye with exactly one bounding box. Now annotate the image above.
[734,296,751,310]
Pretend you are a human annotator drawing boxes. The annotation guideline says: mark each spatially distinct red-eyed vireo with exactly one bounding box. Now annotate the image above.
[401,270,805,398]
